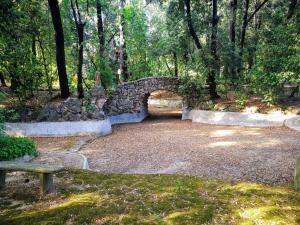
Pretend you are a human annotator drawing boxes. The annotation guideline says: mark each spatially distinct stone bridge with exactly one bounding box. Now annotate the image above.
[104,77,180,116]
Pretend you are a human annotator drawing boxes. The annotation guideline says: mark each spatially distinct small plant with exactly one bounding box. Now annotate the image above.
[236,93,248,108]
[0,135,37,161]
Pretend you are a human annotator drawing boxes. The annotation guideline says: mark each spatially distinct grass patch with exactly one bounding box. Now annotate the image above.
[0,170,299,224]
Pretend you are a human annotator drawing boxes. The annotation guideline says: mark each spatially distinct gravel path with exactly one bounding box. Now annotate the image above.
[81,112,300,186]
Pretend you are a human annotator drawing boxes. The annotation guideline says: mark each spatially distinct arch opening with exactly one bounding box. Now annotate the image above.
[145,90,183,119]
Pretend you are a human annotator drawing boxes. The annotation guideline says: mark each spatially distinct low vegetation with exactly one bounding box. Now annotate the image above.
[0,91,37,161]
[0,135,37,161]
[0,170,299,224]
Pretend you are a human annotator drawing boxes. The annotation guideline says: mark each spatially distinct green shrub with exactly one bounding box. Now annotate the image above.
[0,135,37,161]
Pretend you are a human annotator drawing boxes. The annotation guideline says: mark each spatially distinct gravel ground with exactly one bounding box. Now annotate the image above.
[81,108,300,186]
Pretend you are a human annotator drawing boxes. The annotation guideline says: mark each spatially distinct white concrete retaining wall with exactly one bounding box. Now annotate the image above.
[109,110,148,125]
[285,117,300,132]
[5,110,150,137]
[5,119,112,137]
[183,109,299,127]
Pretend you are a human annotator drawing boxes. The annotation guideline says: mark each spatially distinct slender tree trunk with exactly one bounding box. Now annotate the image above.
[37,35,52,96]
[173,52,178,77]
[119,0,129,82]
[229,0,237,83]
[71,0,85,98]
[208,0,220,99]
[112,38,120,85]
[32,35,36,57]
[77,24,84,98]
[240,0,249,57]
[183,0,202,49]
[0,72,7,87]
[287,0,298,19]
[48,0,70,99]
[96,0,105,57]
[96,0,107,89]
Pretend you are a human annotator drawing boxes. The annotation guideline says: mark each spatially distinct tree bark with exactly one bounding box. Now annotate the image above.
[77,24,84,98]
[173,52,178,77]
[119,0,129,82]
[96,0,105,57]
[71,0,85,98]
[229,0,237,83]
[208,0,220,99]
[96,0,107,89]
[48,0,70,99]
[0,72,7,87]
[240,0,249,57]
[287,0,298,20]
[183,0,202,50]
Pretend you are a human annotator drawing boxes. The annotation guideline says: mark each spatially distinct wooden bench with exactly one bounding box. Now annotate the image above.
[0,162,64,195]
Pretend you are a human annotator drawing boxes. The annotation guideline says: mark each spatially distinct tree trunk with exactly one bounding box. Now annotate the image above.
[77,24,84,98]
[96,0,107,89]
[173,52,178,77]
[0,72,7,87]
[119,0,129,82]
[208,0,220,99]
[48,0,70,99]
[287,0,298,19]
[229,0,237,83]
[37,35,52,96]
[183,0,202,49]
[71,0,85,98]
[96,0,105,57]
[240,0,249,57]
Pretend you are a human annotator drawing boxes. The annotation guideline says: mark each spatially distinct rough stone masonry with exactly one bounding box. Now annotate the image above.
[103,77,180,116]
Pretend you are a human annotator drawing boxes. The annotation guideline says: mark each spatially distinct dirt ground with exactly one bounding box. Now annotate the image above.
[78,108,300,186]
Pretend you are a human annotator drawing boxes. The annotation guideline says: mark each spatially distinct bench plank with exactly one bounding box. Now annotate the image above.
[0,162,64,173]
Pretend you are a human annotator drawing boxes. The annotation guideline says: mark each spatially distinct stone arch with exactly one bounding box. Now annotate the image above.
[104,77,180,116]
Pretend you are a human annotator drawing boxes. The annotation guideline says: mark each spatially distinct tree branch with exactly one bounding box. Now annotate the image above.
[246,0,269,24]
[183,0,202,50]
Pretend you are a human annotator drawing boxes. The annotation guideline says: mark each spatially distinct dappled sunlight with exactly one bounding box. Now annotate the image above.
[1,171,300,224]
[210,129,235,137]
[209,141,237,147]
[238,206,300,224]
[221,182,289,195]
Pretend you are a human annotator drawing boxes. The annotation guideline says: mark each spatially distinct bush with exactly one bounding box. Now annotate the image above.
[0,135,37,161]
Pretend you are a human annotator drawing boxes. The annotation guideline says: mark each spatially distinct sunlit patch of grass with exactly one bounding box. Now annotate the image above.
[0,170,300,224]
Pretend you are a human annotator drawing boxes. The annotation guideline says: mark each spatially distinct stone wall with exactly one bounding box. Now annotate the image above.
[37,86,107,122]
[104,77,180,116]
[36,77,180,121]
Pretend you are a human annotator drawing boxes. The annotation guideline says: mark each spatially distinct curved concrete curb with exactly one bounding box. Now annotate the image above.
[183,109,297,127]
[285,116,300,132]
[109,110,148,125]
[5,119,112,137]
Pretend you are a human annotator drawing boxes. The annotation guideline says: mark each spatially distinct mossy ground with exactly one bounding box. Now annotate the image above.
[0,170,299,225]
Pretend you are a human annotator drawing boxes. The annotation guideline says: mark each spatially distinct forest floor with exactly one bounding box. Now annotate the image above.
[2,103,300,224]
[29,105,300,186]
[80,113,300,186]
[1,170,300,225]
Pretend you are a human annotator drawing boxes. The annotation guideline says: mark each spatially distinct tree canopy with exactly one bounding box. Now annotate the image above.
[0,0,299,102]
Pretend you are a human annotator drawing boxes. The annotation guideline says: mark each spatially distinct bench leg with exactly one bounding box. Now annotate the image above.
[0,170,5,189]
[40,173,54,195]
[295,157,300,191]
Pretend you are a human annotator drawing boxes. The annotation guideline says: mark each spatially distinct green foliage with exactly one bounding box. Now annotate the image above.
[0,91,19,133]
[0,135,37,161]
[236,92,248,108]
[246,9,300,102]
[178,75,206,107]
